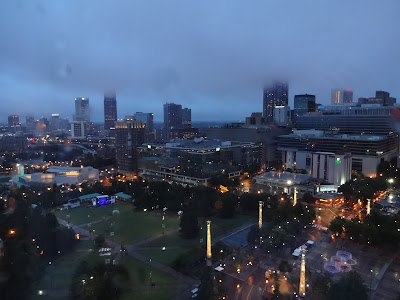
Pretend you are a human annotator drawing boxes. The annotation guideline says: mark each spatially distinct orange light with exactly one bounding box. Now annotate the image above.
[75,233,80,240]
[236,284,240,288]
[8,229,16,236]
[265,279,269,284]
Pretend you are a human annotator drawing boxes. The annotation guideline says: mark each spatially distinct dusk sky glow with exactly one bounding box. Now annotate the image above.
[1,0,399,122]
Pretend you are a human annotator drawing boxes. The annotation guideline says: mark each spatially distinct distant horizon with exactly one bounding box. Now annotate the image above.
[2,1,399,123]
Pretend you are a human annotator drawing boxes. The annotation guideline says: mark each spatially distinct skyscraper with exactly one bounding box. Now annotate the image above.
[74,97,90,121]
[331,89,344,104]
[8,114,19,126]
[182,108,192,129]
[263,82,288,121]
[134,112,154,142]
[343,89,353,103]
[134,112,154,133]
[164,103,182,141]
[104,91,117,130]
[115,116,145,174]
[294,94,316,117]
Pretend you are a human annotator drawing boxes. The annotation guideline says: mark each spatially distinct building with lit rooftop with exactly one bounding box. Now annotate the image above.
[139,138,259,185]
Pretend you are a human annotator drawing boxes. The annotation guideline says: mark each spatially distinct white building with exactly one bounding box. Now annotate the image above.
[273,106,290,126]
[311,152,352,186]
[12,166,99,188]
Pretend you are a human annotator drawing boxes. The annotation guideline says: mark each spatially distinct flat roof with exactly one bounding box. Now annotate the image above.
[79,193,102,200]
[256,172,311,183]
[315,193,343,199]
[47,166,81,173]
[147,139,255,151]
[115,192,132,199]
[280,131,385,141]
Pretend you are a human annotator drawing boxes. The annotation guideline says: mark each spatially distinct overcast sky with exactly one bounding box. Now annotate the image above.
[1,0,399,122]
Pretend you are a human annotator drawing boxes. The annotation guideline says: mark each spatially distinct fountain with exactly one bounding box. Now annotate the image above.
[323,250,357,273]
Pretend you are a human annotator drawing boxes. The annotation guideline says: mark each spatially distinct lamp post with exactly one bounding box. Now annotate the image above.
[206,220,212,266]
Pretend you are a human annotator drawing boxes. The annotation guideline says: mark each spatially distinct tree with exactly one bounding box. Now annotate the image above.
[219,194,236,218]
[313,272,332,295]
[329,217,345,234]
[302,192,314,203]
[278,260,292,273]
[247,225,262,245]
[328,271,367,300]
[71,262,130,300]
[94,235,106,248]
[179,212,199,239]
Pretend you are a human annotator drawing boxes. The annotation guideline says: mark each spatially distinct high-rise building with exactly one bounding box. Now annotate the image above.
[8,114,19,126]
[71,121,89,139]
[331,89,344,104]
[263,82,288,121]
[74,97,90,122]
[115,116,145,174]
[134,112,154,133]
[104,91,117,130]
[343,89,353,103]
[164,103,182,141]
[135,112,154,142]
[182,108,192,129]
[273,106,290,126]
[294,94,316,117]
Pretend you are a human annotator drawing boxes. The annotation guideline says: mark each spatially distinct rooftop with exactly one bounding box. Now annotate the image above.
[47,166,82,173]
[281,130,385,141]
[147,138,255,151]
[255,172,311,184]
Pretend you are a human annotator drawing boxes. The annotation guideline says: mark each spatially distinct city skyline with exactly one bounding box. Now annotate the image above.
[1,1,400,122]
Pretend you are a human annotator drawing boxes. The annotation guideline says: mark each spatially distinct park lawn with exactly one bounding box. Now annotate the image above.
[121,289,176,300]
[138,214,256,265]
[84,209,181,244]
[122,256,176,286]
[31,242,176,300]
[31,240,99,300]
[54,202,131,225]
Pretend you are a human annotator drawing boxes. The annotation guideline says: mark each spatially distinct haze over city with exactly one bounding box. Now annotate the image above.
[1,0,400,122]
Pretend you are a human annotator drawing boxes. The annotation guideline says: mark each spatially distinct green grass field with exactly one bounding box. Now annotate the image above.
[30,240,176,300]
[31,240,98,300]
[55,202,181,244]
[54,202,131,225]
[137,214,256,265]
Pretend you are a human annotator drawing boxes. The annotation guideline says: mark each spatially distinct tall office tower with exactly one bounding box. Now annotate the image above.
[164,103,182,141]
[331,89,344,104]
[263,81,288,122]
[8,114,19,126]
[104,91,117,130]
[115,116,145,174]
[182,108,192,129]
[343,89,353,103]
[74,97,90,121]
[294,94,316,117]
[25,115,35,132]
[50,114,60,130]
[135,112,155,142]
[134,112,154,133]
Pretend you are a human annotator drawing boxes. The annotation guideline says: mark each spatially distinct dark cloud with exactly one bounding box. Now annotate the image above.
[0,0,399,122]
